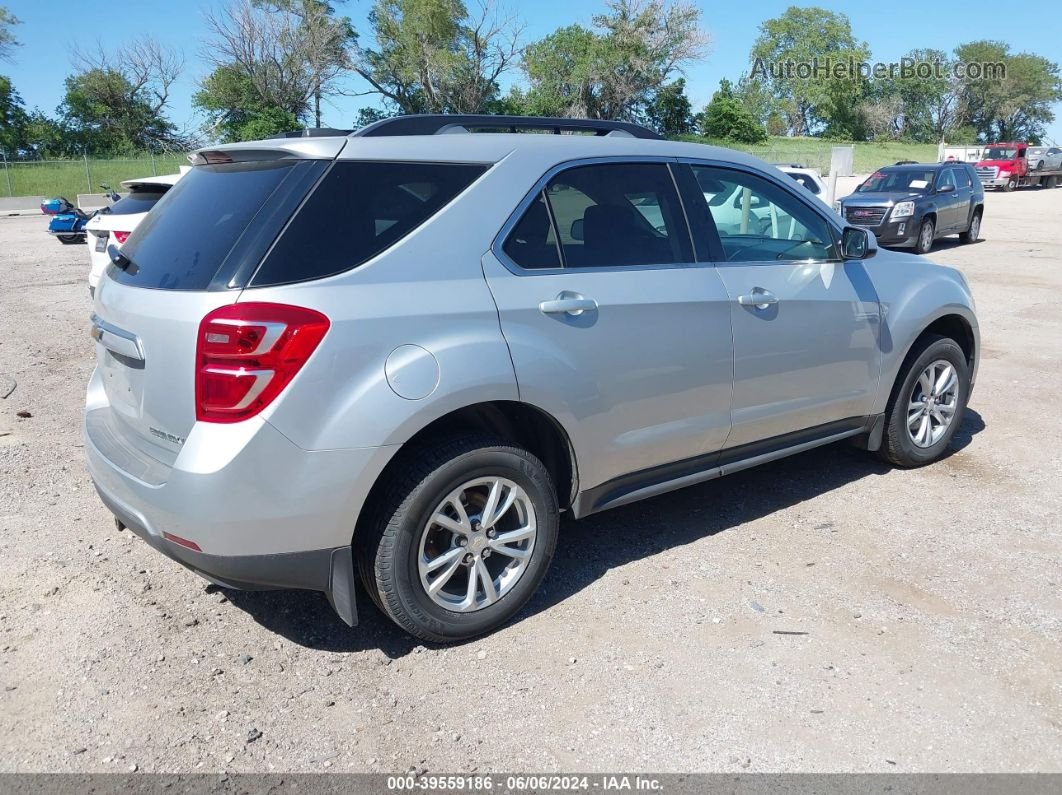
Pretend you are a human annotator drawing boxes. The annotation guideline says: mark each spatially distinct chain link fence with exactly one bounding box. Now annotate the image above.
[0,153,188,200]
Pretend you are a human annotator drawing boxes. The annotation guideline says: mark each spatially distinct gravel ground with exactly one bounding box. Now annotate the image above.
[0,188,1060,774]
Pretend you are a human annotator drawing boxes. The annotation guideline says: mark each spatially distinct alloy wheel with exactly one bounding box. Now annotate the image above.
[417,477,537,612]
[906,359,960,448]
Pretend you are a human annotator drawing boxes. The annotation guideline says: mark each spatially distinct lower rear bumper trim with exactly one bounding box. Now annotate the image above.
[95,483,358,626]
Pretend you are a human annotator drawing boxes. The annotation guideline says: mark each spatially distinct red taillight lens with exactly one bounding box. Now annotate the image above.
[112,230,130,244]
[195,302,330,423]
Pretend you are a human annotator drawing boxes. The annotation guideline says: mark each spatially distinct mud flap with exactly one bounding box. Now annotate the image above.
[327,546,359,627]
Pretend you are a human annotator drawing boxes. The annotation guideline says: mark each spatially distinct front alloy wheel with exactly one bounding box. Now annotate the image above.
[906,360,960,448]
[915,218,935,254]
[879,334,970,467]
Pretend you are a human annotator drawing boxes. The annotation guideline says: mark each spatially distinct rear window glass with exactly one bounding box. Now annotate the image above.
[107,189,167,215]
[111,161,300,290]
[250,161,487,287]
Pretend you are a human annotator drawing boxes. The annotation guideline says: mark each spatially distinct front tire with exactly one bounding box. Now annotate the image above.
[914,218,935,254]
[1003,178,1016,192]
[57,234,81,245]
[357,435,559,643]
[879,334,970,468]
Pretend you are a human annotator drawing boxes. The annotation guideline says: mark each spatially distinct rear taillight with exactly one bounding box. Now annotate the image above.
[195,303,330,424]
[112,230,130,244]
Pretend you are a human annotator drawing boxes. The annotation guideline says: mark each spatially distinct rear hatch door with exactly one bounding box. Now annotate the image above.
[91,152,333,460]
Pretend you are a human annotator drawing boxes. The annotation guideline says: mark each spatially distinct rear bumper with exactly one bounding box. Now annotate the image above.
[96,483,358,624]
[84,396,399,626]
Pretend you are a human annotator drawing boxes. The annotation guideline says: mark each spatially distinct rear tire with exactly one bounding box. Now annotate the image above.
[914,218,935,254]
[959,210,981,244]
[57,234,81,245]
[356,435,559,643]
[879,334,970,468]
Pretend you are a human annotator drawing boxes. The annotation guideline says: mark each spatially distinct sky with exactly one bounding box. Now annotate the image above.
[4,0,1062,143]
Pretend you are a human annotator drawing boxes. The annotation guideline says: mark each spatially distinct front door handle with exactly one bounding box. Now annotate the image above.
[539,294,598,316]
[737,289,778,310]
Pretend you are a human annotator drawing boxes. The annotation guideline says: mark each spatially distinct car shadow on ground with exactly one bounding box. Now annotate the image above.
[219,409,985,657]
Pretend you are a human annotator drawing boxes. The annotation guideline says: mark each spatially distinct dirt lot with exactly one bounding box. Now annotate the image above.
[1,188,1060,774]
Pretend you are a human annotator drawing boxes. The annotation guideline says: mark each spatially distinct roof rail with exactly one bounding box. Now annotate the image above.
[351,114,663,140]
[270,128,353,139]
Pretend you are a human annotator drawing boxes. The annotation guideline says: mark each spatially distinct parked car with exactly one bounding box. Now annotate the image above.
[85,115,979,642]
[1026,146,1062,172]
[85,173,183,296]
[772,163,828,197]
[837,162,984,254]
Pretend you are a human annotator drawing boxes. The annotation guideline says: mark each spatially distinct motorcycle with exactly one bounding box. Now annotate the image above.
[41,184,121,245]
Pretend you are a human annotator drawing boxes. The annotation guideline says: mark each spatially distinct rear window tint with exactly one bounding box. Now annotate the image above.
[107,189,167,215]
[250,161,487,287]
[110,161,304,290]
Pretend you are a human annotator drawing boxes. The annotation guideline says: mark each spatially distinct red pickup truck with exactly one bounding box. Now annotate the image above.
[974,141,1062,191]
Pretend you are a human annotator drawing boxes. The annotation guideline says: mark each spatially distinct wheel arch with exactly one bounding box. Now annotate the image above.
[351,400,578,545]
[884,310,978,412]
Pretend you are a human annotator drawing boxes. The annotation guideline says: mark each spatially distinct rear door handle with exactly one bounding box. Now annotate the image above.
[737,289,778,310]
[90,314,144,361]
[539,294,598,316]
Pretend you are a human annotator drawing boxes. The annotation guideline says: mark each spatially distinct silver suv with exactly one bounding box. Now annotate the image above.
[85,115,979,642]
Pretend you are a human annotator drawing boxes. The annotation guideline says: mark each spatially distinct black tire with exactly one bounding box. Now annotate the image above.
[914,217,935,254]
[959,210,981,244]
[1035,160,1045,171]
[57,234,81,245]
[356,435,559,643]
[879,334,970,468]
[1002,178,1016,192]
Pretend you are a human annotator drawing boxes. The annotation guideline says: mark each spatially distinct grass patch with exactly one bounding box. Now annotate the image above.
[674,136,940,173]
[0,154,186,199]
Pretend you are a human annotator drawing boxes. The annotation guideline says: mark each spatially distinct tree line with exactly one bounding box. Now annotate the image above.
[1,2,1060,159]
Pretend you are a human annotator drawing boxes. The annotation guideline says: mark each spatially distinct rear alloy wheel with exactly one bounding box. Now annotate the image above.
[914,218,935,254]
[959,212,981,244]
[357,435,559,643]
[879,334,970,467]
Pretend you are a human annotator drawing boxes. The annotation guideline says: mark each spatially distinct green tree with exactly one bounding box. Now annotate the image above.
[645,78,693,135]
[0,6,18,62]
[195,63,302,142]
[522,0,707,121]
[0,74,26,152]
[204,0,357,127]
[354,0,522,114]
[954,40,1062,141]
[697,79,767,143]
[750,6,870,136]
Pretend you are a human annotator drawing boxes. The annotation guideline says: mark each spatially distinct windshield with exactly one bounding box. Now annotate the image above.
[857,169,935,194]
[982,147,1018,160]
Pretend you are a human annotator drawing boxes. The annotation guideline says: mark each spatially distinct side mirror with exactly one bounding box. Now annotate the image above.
[841,226,877,260]
[937,183,955,193]
[570,218,584,242]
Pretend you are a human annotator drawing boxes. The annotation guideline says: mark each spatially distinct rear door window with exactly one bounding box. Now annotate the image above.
[535,163,691,268]
[250,161,487,286]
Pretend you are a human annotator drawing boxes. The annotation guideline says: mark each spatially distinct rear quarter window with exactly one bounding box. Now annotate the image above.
[111,160,308,290]
[249,161,487,287]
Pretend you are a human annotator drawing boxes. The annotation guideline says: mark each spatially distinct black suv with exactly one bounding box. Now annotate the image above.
[837,163,984,254]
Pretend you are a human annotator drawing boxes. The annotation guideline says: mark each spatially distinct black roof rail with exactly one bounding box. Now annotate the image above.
[351,114,663,140]
[270,128,353,139]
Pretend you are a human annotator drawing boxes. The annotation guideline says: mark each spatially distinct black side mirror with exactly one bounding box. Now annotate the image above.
[841,226,877,260]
